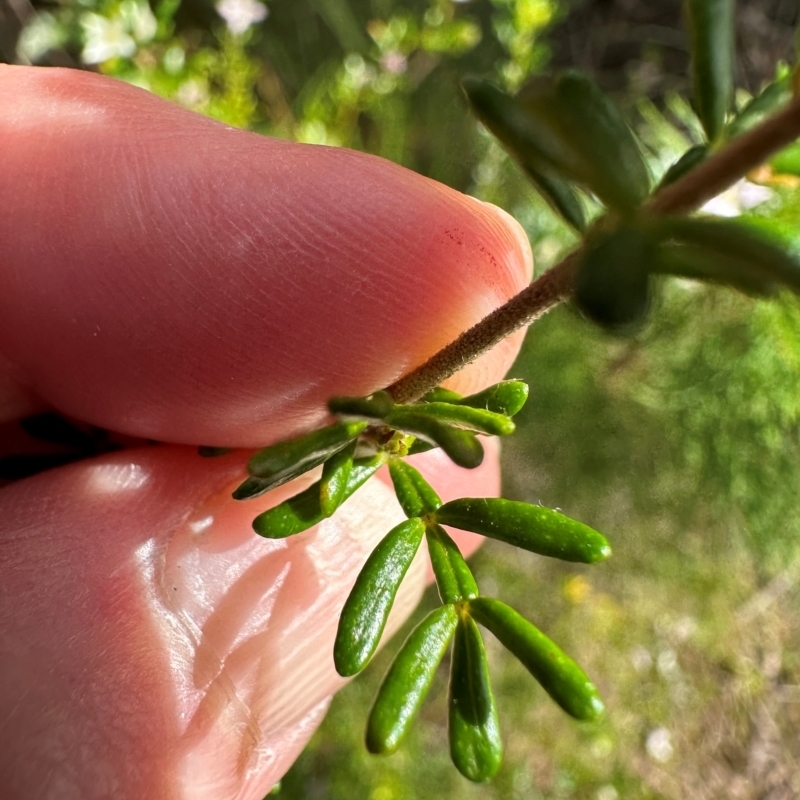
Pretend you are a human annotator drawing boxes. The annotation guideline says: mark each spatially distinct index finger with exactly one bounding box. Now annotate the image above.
[0,66,532,446]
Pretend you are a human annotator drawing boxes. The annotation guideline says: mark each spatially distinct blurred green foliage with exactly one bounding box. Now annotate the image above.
[12,0,800,795]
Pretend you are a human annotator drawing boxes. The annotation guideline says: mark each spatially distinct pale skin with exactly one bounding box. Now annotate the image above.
[0,66,532,799]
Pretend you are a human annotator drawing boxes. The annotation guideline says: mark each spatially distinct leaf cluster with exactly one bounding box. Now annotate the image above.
[224,380,609,781]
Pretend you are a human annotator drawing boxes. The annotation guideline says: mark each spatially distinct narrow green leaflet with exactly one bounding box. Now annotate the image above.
[388,458,442,519]
[435,498,611,564]
[462,77,588,232]
[383,408,484,469]
[366,605,458,755]
[426,524,479,605]
[456,381,529,417]
[656,216,800,294]
[685,0,735,142]
[334,518,426,677]
[725,75,791,139]
[246,420,367,493]
[574,225,654,332]
[532,70,650,213]
[770,140,800,176]
[448,615,503,782]
[407,402,515,436]
[655,241,776,297]
[233,475,276,501]
[319,439,357,518]
[328,391,394,421]
[656,144,708,190]
[252,455,384,538]
[421,381,529,417]
[468,598,604,721]
[421,387,463,403]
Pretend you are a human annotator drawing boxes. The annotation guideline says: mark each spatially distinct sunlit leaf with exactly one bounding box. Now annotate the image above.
[468,598,604,721]
[388,458,442,518]
[252,455,384,538]
[406,401,515,436]
[246,421,367,494]
[334,517,426,677]
[328,391,395,421]
[726,75,791,139]
[657,144,708,190]
[455,380,529,417]
[448,615,503,782]
[435,498,611,564]
[320,439,357,517]
[366,605,458,755]
[426,524,479,604]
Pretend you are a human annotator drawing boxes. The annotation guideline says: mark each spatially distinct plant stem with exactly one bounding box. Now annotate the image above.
[388,96,800,404]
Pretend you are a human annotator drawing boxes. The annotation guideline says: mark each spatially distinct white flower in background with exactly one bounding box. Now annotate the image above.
[81,13,136,64]
[80,0,157,65]
[119,0,158,44]
[645,727,674,763]
[17,12,67,63]
[215,0,269,35]
[701,178,776,218]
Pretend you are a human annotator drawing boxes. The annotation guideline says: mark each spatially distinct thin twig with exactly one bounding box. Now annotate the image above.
[388,97,800,403]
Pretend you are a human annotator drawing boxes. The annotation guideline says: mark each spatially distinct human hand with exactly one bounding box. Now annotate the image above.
[0,65,531,799]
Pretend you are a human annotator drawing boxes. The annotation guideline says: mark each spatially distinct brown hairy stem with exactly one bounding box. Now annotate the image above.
[388,97,800,404]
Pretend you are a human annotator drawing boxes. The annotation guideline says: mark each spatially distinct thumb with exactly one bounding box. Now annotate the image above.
[0,66,532,445]
[0,442,495,800]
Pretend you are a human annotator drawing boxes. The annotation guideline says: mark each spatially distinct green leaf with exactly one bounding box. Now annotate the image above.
[383,408,485,469]
[726,76,791,139]
[435,498,611,564]
[456,380,529,417]
[462,77,588,232]
[685,0,735,142]
[420,387,463,403]
[574,225,654,332]
[426,524,479,604]
[468,598,604,721]
[770,139,800,177]
[448,615,503,782]
[532,70,650,213]
[252,455,383,538]
[328,391,394,421]
[366,605,458,755]
[655,217,800,295]
[334,517,426,677]
[246,421,367,493]
[388,458,442,518]
[406,438,436,455]
[654,241,776,297]
[656,144,708,190]
[407,402,515,436]
[232,475,276,501]
[319,439,356,517]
